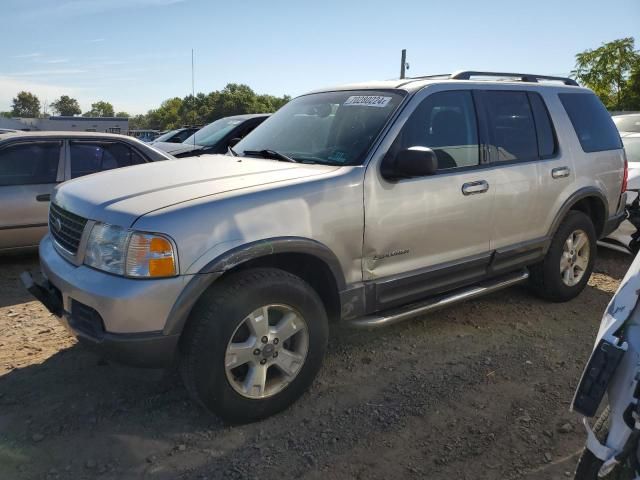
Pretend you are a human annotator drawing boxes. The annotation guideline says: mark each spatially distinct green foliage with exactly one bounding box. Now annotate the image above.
[572,37,640,110]
[133,83,290,130]
[83,101,115,117]
[11,91,41,117]
[50,95,81,116]
[115,111,130,118]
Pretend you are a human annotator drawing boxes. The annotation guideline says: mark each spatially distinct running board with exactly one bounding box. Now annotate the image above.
[348,270,529,329]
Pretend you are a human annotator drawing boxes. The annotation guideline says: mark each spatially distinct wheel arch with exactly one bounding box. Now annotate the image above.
[164,237,346,336]
[547,187,608,245]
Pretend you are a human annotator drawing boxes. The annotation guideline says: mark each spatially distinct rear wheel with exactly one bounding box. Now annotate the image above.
[178,268,328,423]
[530,211,596,302]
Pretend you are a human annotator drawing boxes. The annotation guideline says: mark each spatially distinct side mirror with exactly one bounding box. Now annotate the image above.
[228,137,242,148]
[392,147,438,178]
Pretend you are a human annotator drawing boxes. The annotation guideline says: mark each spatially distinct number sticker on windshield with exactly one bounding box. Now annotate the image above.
[343,96,392,108]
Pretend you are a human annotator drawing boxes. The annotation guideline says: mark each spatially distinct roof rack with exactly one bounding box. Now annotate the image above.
[449,70,578,86]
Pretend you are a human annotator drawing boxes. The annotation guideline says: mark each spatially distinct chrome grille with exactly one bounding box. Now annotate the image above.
[49,203,87,255]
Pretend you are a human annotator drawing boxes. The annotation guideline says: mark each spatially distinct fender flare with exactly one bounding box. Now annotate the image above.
[546,187,609,246]
[163,237,346,336]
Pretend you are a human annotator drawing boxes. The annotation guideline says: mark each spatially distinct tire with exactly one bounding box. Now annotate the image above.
[574,407,635,479]
[178,268,329,423]
[530,210,596,302]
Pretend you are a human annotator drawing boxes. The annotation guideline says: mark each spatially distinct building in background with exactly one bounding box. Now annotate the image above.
[0,116,129,134]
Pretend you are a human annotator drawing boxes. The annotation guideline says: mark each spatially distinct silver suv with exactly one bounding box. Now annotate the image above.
[24,71,627,422]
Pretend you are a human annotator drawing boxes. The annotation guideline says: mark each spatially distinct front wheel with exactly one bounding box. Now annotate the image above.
[179,268,329,423]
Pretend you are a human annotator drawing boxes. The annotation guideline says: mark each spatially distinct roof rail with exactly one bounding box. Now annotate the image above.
[449,70,579,86]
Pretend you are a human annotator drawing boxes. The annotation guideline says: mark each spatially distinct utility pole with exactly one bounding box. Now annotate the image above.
[400,49,407,79]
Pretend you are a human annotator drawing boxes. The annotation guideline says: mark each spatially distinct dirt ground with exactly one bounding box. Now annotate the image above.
[0,249,633,480]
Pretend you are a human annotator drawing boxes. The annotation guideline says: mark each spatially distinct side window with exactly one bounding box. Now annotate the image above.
[70,142,146,178]
[0,142,60,186]
[393,90,480,170]
[484,91,538,162]
[528,93,557,158]
[559,93,622,152]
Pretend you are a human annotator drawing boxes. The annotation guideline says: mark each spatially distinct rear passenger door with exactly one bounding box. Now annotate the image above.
[0,141,63,249]
[477,89,565,272]
[68,141,147,179]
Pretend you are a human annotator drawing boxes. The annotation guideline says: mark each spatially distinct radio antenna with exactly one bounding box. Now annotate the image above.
[191,48,196,147]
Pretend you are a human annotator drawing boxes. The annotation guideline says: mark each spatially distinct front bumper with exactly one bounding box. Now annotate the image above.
[31,235,187,367]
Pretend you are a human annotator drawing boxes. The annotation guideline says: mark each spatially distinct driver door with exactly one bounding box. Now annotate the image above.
[363,89,496,310]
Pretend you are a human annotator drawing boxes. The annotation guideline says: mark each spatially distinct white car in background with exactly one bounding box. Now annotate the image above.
[604,132,640,252]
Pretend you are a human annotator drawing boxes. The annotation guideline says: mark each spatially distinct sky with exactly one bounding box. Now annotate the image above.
[1,0,639,115]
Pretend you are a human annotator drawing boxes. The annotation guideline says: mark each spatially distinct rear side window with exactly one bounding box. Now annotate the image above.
[70,142,146,178]
[0,142,60,186]
[484,91,538,162]
[559,93,622,152]
[528,93,557,158]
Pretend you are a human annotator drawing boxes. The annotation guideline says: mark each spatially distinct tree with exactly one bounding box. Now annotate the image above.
[50,95,81,116]
[572,37,640,110]
[83,101,115,117]
[123,83,290,131]
[11,91,41,117]
[115,111,130,118]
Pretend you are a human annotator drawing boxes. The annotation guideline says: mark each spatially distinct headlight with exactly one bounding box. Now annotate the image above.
[84,223,177,278]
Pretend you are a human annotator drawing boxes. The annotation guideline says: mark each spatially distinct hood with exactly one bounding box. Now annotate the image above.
[53,154,340,227]
[151,141,204,155]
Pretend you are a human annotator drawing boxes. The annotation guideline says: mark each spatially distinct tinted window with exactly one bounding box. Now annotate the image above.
[559,93,622,152]
[485,91,538,162]
[528,93,557,158]
[0,142,60,186]
[70,142,146,178]
[393,90,479,169]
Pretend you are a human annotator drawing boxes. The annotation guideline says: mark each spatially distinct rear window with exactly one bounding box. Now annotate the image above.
[559,93,622,152]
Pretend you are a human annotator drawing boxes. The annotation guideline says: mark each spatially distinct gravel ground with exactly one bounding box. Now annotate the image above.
[0,249,633,480]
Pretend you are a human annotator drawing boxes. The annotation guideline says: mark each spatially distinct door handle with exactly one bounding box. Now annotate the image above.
[551,166,571,179]
[36,194,51,202]
[462,180,489,196]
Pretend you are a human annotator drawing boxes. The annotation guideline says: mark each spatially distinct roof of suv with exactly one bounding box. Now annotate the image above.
[308,71,586,94]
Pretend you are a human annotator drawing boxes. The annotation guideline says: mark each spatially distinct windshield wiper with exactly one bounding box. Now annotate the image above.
[242,149,298,163]
[227,146,238,156]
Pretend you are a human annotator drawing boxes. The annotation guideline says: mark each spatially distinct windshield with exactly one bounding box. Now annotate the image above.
[613,115,640,133]
[623,137,640,162]
[154,129,179,143]
[184,118,242,147]
[234,90,405,165]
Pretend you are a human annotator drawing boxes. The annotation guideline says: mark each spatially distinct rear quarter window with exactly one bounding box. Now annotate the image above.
[559,93,622,153]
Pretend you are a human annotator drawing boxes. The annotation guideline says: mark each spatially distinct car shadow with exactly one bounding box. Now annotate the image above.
[0,247,633,479]
[0,252,39,309]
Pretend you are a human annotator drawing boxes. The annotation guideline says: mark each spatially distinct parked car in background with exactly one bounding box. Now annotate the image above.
[152,114,269,158]
[150,127,200,145]
[129,130,161,142]
[0,131,172,253]
[613,113,640,133]
[24,71,626,422]
[604,132,640,251]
